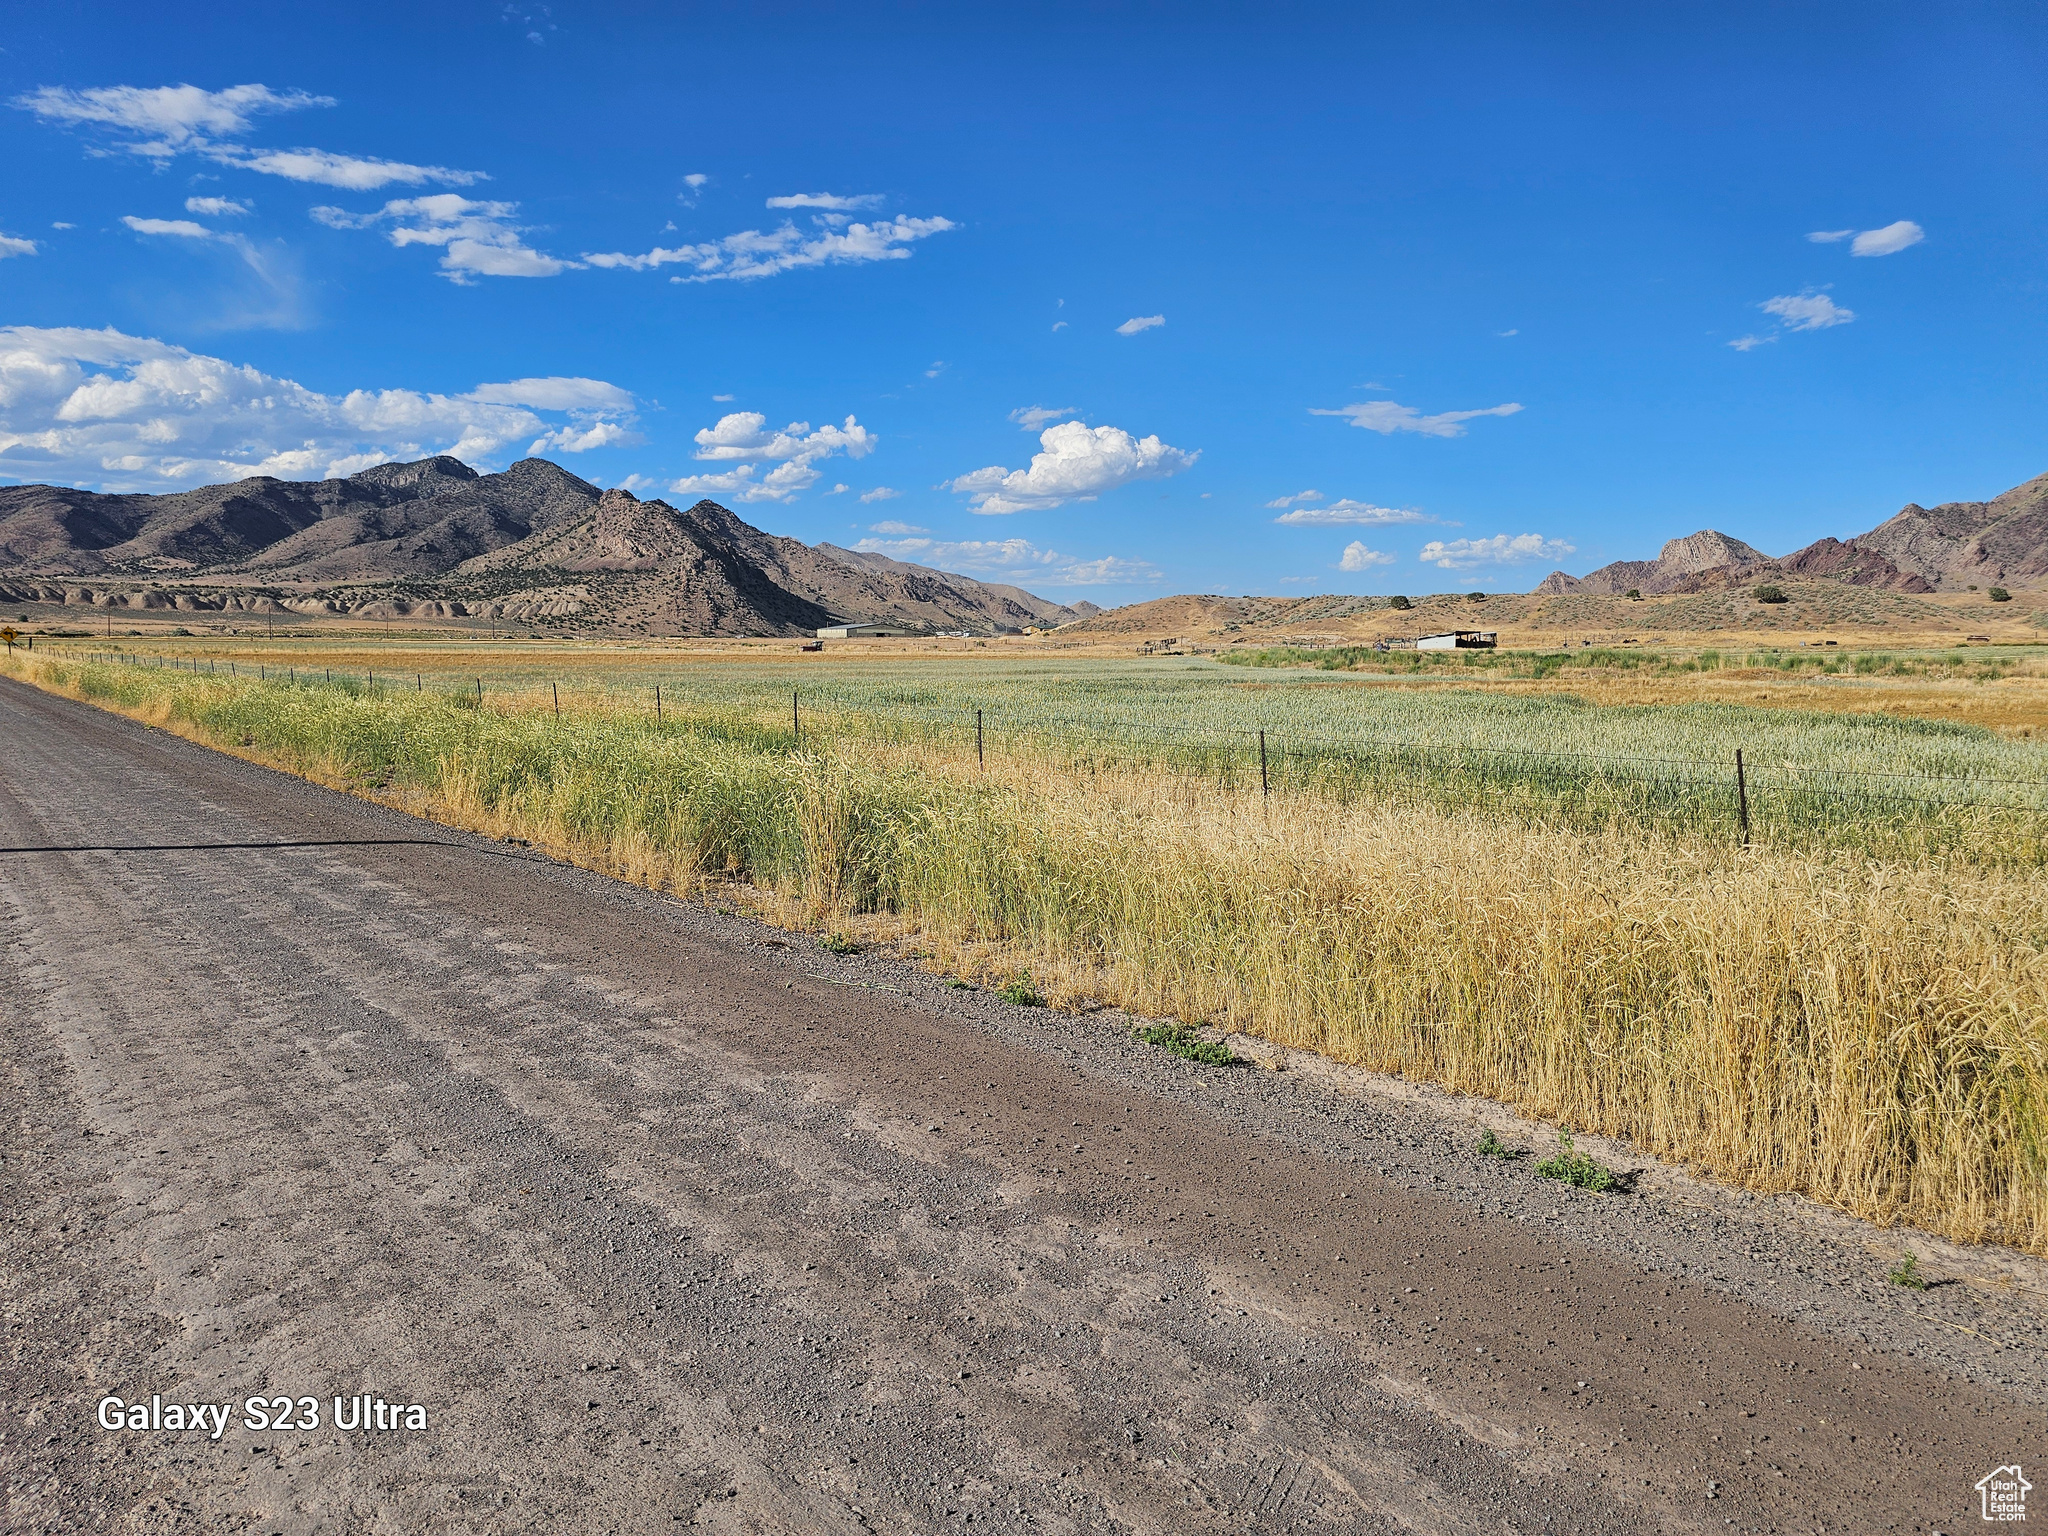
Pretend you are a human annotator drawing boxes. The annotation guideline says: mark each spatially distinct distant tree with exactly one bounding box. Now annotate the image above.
[1466,591,1486,602]
[1753,584,1789,604]
[1387,594,1412,611]
[1625,588,1643,601]
[1989,587,2012,602]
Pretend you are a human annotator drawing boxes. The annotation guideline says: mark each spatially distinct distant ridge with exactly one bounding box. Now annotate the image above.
[0,458,1086,635]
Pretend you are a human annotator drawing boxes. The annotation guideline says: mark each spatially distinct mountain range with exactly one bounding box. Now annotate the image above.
[1534,469,2048,596]
[0,457,1092,635]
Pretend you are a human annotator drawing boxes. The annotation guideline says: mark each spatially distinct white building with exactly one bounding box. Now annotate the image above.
[815,623,922,639]
[1414,630,1499,650]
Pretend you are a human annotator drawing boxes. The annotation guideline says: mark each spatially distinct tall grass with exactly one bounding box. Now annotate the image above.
[15,650,2048,1253]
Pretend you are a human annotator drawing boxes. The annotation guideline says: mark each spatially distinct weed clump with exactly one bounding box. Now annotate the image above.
[1476,1129,1525,1159]
[1534,1128,1619,1192]
[996,972,1045,1007]
[1887,1253,1927,1289]
[1134,1021,1238,1066]
[818,932,861,954]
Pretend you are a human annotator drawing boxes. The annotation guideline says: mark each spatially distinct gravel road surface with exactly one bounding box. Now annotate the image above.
[2,674,2041,1534]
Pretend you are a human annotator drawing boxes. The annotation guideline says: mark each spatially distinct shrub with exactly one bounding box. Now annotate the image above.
[1753,585,1789,604]
[1387,595,1412,611]
[1625,588,1642,601]
[996,972,1045,1007]
[1533,1128,1619,1192]
[1134,1021,1238,1065]
[1989,588,2012,603]
[1466,591,1486,602]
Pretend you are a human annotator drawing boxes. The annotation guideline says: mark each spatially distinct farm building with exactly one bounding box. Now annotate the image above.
[1414,630,1499,650]
[815,623,922,639]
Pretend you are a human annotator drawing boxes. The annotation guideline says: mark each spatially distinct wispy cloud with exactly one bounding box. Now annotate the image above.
[1009,405,1078,430]
[583,215,954,283]
[947,420,1197,514]
[1274,499,1430,527]
[313,195,575,282]
[185,196,250,216]
[122,215,211,238]
[1419,533,1573,570]
[1115,314,1164,336]
[1759,289,1854,331]
[1339,541,1394,570]
[853,534,1159,586]
[868,519,927,534]
[1311,400,1523,438]
[1726,334,1775,352]
[666,410,875,503]
[0,324,637,489]
[1807,229,1854,244]
[765,192,886,212]
[1263,489,1322,509]
[1851,219,1923,257]
[677,172,709,205]
[15,82,482,189]
[858,486,901,503]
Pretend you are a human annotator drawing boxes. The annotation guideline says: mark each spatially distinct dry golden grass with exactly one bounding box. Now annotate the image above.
[13,647,2048,1257]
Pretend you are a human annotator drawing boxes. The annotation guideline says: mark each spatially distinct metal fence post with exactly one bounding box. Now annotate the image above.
[553,681,560,722]
[655,683,662,723]
[793,689,800,746]
[977,708,984,768]
[1736,748,1751,848]
[1260,730,1269,797]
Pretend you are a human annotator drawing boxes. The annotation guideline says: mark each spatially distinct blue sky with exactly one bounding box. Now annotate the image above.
[2,2,2043,602]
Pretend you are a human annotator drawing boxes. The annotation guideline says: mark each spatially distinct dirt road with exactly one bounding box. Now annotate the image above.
[1,674,2038,1534]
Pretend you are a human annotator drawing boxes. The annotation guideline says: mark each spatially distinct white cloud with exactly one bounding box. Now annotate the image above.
[15,83,481,190]
[13,83,329,156]
[947,420,1197,514]
[0,324,637,491]
[858,486,901,503]
[1497,328,1519,337]
[854,534,1158,586]
[527,420,640,454]
[666,410,875,503]
[1339,541,1395,570]
[712,393,735,401]
[123,215,212,238]
[1264,489,1322,508]
[1274,499,1430,526]
[468,376,635,412]
[315,195,575,282]
[1051,320,1067,332]
[1010,405,1078,430]
[924,361,945,379]
[765,192,885,211]
[0,234,35,258]
[1115,314,1164,335]
[678,172,709,205]
[50,222,73,230]
[185,196,250,216]
[1418,533,1573,570]
[1726,334,1776,352]
[1851,220,1923,257]
[1807,229,1854,243]
[825,482,849,495]
[1759,290,1854,331]
[1310,400,1523,438]
[583,215,954,283]
[868,519,927,534]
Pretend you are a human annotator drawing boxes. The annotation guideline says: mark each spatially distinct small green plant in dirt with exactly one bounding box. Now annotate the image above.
[942,977,974,990]
[1887,1253,1928,1289]
[818,932,862,954]
[1476,1129,1525,1159]
[996,972,1045,1007]
[1134,1020,1238,1066]
[1533,1128,1620,1191]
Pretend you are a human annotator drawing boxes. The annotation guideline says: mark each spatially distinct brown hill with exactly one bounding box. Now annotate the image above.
[1851,470,2048,590]
[0,457,1082,635]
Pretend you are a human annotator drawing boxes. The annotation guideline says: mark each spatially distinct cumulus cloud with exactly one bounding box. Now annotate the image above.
[15,82,482,189]
[1418,533,1574,570]
[868,519,927,534]
[1851,219,1923,257]
[583,214,954,283]
[1273,499,1430,527]
[765,193,885,211]
[0,324,638,491]
[1310,400,1523,438]
[314,195,575,282]
[1264,489,1322,509]
[947,420,1197,514]
[666,410,875,503]
[185,196,250,216]
[527,419,640,454]
[1339,541,1395,570]
[1759,290,1854,331]
[1115,314,1164,335]
[858,486,901,502]
[1010,405,1078,430]
[853,534,1159,586]
[0,234,36,258]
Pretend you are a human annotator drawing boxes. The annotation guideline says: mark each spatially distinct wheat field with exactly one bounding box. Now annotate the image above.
[12,645,2048,1255]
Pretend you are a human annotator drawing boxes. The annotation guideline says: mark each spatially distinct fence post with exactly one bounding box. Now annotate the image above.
[476,677,482,705]
[553,681,559,722]
[977,708,984,768]
[1735,748,1751,848]
[655,683,662,724]
[1260,730,1269,797]
[793,689,800,747]
[416,674,421,692]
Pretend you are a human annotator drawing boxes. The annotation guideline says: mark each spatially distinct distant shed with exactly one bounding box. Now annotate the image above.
[816,623,922,639]
[1414,630,1499,650]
